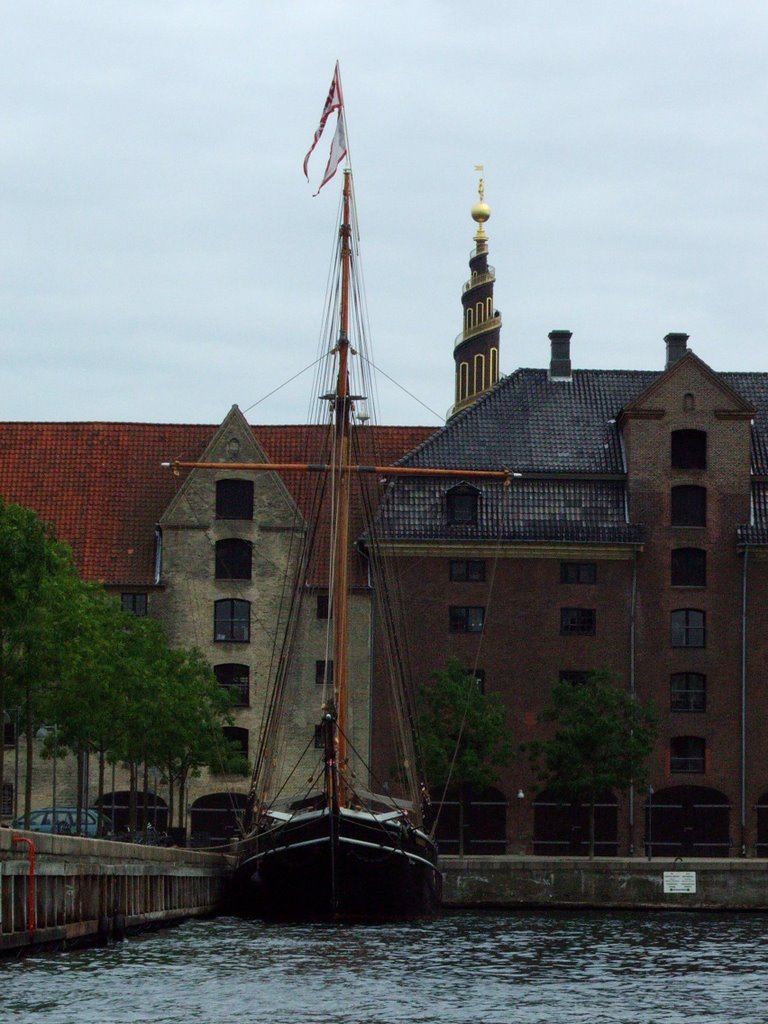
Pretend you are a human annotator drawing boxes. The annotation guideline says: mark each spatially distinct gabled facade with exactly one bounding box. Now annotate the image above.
[0,412,434,839]
[374,332,768,858]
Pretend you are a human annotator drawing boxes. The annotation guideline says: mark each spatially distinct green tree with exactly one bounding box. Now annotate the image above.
[0,501,61,825]
[418,658,513,853]
[525,670,658,858]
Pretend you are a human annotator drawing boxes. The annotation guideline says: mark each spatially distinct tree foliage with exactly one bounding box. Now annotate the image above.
[525,669,658,856]
[417,657,513,792]
[0,501,240,830]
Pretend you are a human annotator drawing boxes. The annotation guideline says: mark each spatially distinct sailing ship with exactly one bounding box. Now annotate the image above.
[169,72,443,918]
[230,164,442,919]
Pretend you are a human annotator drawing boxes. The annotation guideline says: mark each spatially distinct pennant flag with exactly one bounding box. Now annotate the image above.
[304,63,348,195]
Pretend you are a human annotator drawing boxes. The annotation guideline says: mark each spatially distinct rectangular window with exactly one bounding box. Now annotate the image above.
[1,782,12,816]
[214,664,250,707]
[671,430,707,470]
[216,479,254,520]
[559,670,590,686]
[315,660,334,685]
[671,673,706,713]
[560,608,596,635]
[671,609,705,648]
[121,593,147,616]
[560,562,597,584]
[449,606,485,633]
[671,548,706,587]
[214,599,250,642]
[316,594,329,619]
[449,559,486,582]
[3,717,17,747]
[670,736,705,773]
[671,486,706,527]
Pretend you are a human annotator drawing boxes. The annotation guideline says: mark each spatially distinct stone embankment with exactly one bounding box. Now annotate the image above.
[441,855,768,911]
[0,826,232,955]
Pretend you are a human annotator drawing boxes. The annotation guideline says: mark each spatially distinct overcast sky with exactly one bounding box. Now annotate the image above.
[3,2,768,428]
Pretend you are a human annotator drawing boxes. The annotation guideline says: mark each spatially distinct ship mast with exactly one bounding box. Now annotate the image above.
[326,168,354,812]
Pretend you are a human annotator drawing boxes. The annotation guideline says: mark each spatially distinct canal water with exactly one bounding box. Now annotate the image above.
[3,910,768,1023]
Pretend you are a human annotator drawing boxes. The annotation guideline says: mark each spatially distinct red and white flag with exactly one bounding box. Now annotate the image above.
[303,63,348,195]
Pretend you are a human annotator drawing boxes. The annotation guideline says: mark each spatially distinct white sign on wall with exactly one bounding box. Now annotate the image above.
[663,871,697,894]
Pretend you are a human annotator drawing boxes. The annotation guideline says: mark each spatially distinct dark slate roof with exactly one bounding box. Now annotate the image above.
[376,477,643,544]
[399,368,768,476]
[378,365,768,545]
[400,369,657,474]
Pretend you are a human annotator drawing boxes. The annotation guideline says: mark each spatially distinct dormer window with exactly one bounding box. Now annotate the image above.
[447,485,479,526]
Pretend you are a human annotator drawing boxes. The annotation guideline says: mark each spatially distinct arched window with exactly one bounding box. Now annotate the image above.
[489,347,498,385]
[465,306,474,329]
[671,673,706,712]
[671,430,707,470]
[216,478,254,520]
[671,485,706,526]
[683,392,695,411]
[671,548,706,586]
[670,736,705,773]
[459,362,469,401]
[671,609,705,648]
[476,301,484,324]
[474,353,485,393]
[214,664,250,706]
[447,484,480,526]
[214,599,250,642]
[215,538,253,579]
[486,297,493,320]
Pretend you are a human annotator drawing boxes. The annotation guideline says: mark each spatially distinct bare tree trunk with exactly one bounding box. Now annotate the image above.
[167,770,175,831]
[97,750,106,834]
[76,750,84,832]
[142,760,149,832]
[129,762,138,831]
[24,677,33,828]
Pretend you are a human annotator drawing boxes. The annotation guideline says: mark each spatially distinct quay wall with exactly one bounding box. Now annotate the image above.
[441,856,768,911]
[0,827,233,955]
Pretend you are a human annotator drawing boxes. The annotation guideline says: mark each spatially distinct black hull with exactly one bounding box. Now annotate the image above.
[231,809,442,920]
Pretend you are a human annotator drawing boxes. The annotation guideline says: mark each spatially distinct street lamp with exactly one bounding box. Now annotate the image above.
[35,724,58,834]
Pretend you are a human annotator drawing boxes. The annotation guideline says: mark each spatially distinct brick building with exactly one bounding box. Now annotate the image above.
[372,194,768,857]
[4,181,768,857]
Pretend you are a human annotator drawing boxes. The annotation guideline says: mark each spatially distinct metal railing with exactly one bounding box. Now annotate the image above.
[454,314,502,349]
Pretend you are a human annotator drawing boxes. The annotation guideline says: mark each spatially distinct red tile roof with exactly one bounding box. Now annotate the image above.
[0,421,435,586]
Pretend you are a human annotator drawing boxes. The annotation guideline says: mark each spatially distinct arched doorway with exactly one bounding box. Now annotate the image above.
[755,791,768,856]
[99,790,168,833]
[190,792,248,847]
[428,785,507,855]
[533,789,618,856]
[645,786,730,857]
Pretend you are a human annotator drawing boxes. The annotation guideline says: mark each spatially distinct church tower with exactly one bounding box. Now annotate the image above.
[450,168,502,417]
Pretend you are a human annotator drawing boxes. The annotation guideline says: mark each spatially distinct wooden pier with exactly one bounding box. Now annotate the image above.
[0,826,233,955]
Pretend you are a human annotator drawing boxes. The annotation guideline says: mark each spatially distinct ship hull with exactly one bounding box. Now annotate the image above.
[232,808,442,920]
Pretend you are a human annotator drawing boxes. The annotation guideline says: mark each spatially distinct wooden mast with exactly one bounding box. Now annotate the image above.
[328,168,353,813]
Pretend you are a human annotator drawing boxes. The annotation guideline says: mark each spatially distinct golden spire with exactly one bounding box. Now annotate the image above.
[471,164,491,243]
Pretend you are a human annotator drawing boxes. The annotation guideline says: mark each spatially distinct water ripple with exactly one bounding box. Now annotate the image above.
[3,911,768,1024]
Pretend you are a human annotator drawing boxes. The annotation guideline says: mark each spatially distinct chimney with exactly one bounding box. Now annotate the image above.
[549,330,572,380]
[665,332,689,369]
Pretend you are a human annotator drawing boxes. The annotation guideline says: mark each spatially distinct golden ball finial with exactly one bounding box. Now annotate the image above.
[471,200,491,224]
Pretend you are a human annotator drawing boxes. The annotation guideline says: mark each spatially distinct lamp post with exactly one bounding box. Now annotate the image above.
[647,785,654,861]
[13,707,20,821]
